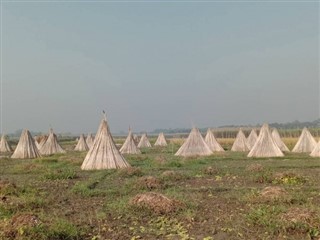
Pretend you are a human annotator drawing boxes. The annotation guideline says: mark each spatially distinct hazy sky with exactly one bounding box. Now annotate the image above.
[1,1,319,134]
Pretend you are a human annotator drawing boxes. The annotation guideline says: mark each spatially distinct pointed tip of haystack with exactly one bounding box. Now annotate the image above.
[248,123,284,158]
[231,129,249,152]
[11,129,41,159]
[292,127,317,153]
[204,129,224,152]
[175,127,212,157]
[81,116,130,170]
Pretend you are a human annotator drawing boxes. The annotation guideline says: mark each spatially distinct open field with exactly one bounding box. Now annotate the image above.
[0,138,320,240]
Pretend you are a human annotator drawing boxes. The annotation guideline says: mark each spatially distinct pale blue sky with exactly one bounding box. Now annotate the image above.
[1,1,319,134]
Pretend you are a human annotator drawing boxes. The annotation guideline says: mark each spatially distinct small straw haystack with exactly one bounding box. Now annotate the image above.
[247,129,258,150]
[310,141,320,157]
[75,134,89,151]
[204,129,224,152]
[248,124,284,157]
[11,129,41,159]
[231,129,249,152]
[0,135,13,153]
[133,134,139,144]
[81,115,130,170]
[40,129,66,155]
[272,129,290,152]
[292,128,317,153]
[175,127,212,157]
[86,134,94,149]
[154,132,167,146]
[138,134,152,148]
[120,128,141,154]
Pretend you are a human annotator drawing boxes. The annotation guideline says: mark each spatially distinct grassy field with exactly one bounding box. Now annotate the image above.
[0,138,319,240]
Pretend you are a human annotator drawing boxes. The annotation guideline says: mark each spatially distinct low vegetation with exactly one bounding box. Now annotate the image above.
[0,138,319,239]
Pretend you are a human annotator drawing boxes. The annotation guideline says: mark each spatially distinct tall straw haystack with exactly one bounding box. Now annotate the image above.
[40,129,66,155]
[81,115,130,170]
[37,135,48,150]
[247,129,258,150]
[231,129,249,152]
[11,129,41,159]
[292,128,317,153]
[154,132,167,146]
[0,135,13,153]
[175,127,212,157]
[120,128,141,154]
[138,134,152,148]
[86,134,94,148]
[75,134,89,151]
[204,129,224,152]
[272,129,290,152]
[310,141,320,157]
[248,124,284,157]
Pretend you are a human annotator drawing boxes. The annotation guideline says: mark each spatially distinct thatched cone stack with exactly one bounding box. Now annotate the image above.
[154,132,167,146]
[247,129,258,150]
[231,129,249,152]
[120,128,141,154]
[37,135,48,150]
[86,134,94,149]
[138,134,152,148]
[133,134,139,145]
[310,141,320,157]
[272,129,290,152]
[0,135,13,153]
[292,128,317,153]
[175,127,212,157]
[204,129,224,152]
[81,116,130,170]
[75,134,89,151]
[40,129,66,155]
[248,124,284,157]
[11,129,41,159]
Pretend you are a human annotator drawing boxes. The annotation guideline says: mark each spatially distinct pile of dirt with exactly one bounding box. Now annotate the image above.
[0,180,17,196]
[154,155,167,164]
[136,176,162,190]
[130,192,184,214]
[4,213,41,239]
[281,207,314,224]
[246,163,264,172]
[260,186,289,201]
[203,166,219,175]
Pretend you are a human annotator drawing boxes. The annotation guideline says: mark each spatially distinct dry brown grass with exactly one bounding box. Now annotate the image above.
[136,176,162,190]
[246,163,264,172]
[281,207,314,224]
[130,192,184,214]
[260,186,289,201]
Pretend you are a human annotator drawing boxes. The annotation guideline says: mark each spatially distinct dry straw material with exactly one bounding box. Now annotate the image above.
[310,141,320,157]
[0,135,13,153]
[40,129,65,155]
[272,128,290,152]
[247,129,258,150]
[86,134,94,149]
[11,129,41,159]
[81,116,130,170]
[204,129,224,152]
[175,127,212,157]
[154,132,167,146]
[120,128,141,154]
[292,127,317,153]
[138,134,152,148]
[231,129,249,152]
[37,135,48,150]
[75,134,89,151]
[248,124,284,157]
